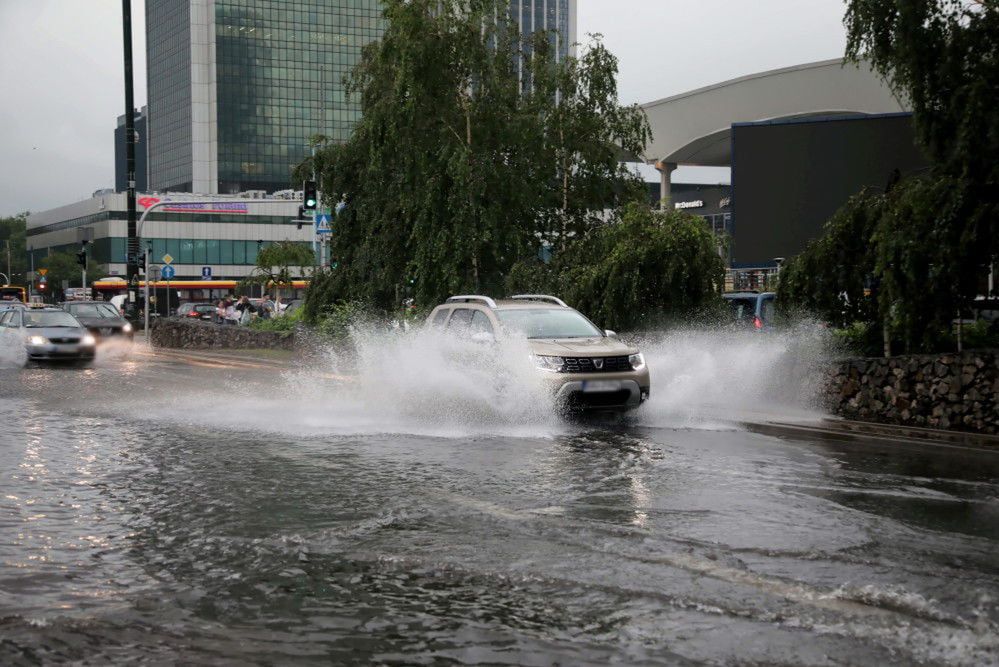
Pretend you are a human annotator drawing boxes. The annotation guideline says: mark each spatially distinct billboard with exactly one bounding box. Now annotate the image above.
[731,113,928,266]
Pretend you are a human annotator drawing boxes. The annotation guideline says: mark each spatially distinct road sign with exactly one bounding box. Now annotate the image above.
[149,266,161,281]
[202,266,212,279]
[315,213,332,234]
[38,268,48,277]
[161,265,176,280]
[162,253,174,265]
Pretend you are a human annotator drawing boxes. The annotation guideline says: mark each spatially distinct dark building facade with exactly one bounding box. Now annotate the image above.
[114,106,148,193]
[731,113,929,267]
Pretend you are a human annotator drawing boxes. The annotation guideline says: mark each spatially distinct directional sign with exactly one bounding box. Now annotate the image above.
[202,266,212,279]
[161,265,176,280]
[315,213,332,235]
[38,268,48,277]
[162,254,174,265]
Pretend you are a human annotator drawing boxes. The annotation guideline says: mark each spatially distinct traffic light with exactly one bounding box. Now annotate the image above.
[138,252,146,271]
[76,249,87,267]
[296,205,307,230]
[303,180,318,210]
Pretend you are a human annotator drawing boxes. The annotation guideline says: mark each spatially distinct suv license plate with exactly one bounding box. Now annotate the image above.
[100,328,112,336]
[582,380,621,393]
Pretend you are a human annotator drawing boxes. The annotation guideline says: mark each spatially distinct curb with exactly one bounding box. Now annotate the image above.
[744,418,999,453]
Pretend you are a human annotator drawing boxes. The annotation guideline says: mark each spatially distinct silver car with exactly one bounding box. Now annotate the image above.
[0,306,97,363]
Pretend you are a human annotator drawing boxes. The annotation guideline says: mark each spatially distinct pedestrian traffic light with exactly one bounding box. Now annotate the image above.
[303,180,318,210]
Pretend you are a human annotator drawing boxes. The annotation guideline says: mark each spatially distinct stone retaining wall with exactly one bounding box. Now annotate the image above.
[150,317,295,350]
[827,350,999,434]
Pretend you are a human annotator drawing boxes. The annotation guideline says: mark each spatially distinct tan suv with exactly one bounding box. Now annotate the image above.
[427,295,650,411]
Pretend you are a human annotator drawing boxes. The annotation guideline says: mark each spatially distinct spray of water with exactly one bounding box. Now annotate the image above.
[633,321,834,428]
[130,318,834,439]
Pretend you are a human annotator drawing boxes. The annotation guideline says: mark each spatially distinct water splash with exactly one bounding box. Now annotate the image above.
[126,319,834,438]
[633,323,833,428]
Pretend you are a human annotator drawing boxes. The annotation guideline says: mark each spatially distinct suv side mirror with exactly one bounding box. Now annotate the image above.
[604,329,617,338]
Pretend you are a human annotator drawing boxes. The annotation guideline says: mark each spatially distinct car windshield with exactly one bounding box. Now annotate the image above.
[495,308,602,339]
[24,311,81,328]
[66,303,119,319]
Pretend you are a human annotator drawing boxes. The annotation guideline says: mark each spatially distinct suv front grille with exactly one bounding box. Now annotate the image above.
[562,355,631,373]
[49,337,81,344]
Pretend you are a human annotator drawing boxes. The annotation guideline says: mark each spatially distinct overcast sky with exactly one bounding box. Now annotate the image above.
[0,0,848,217]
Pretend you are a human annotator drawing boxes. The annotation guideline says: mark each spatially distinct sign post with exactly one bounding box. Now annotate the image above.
[315,212,332,267]
[143,246,151,344]
[161,254,175,319]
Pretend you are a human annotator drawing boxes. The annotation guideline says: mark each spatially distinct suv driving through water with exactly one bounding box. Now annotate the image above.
[427,295,650,411]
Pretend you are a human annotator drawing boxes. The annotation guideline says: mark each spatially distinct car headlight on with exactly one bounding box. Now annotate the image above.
[81,334,97,346]
[629,352,646,371]
[27,335,48,346]
[533,354,565,373]
[122,322,133,333]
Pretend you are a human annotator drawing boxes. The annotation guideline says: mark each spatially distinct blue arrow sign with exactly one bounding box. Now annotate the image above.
[161,265,176,280]
[315,213,332,234]
[202,266,212,279]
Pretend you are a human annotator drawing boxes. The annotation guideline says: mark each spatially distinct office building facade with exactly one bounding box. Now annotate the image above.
[145,0,577,195]
[26,193,314,282]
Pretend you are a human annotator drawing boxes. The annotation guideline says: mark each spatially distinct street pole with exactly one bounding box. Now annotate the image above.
[28,247,34,298]
[5,240,10,282]
[122,0,139,311]
[143,245,150,344]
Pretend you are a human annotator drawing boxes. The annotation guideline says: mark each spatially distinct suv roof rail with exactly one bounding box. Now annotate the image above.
[446,295,497,308]
[509,294,568,307]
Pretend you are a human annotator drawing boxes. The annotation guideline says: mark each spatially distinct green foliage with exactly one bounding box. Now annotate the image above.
[246,240,315,287]
[296,0,651,315]
[0,213,29,285]
[509,204,725,331]
[844,0,999,327]
[830,321,884,357]
[314,301,372,345]
[781,1,999,354]
[248,307,302,337]
[38,251,99,301]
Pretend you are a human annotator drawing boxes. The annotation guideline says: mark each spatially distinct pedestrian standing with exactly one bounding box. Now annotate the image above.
[224,298,239,326]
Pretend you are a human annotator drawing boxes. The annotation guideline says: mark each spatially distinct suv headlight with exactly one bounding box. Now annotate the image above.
[533,354,565,373]
[81,334,97,346]
[27,335,48,346]
[629,353,646,371]
[122,322,133,333]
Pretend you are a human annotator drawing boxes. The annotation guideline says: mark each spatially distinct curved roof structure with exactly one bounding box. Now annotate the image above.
[641,59,907,167]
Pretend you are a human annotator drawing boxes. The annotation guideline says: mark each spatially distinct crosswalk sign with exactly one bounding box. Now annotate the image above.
[315,213,332,234]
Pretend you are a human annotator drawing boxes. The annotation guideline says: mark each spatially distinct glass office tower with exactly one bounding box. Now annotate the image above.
[146,0,575,194]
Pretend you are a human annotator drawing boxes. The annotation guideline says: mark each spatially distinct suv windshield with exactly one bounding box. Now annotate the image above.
[66,303,119,319]
[24,311,81,328]
[495,308,602,339]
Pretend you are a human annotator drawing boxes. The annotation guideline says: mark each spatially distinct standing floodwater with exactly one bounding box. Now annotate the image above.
[1,339,998,665]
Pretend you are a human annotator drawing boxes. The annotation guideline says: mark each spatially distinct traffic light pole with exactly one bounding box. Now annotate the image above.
[143,245,150,344]
[122,0,139,312]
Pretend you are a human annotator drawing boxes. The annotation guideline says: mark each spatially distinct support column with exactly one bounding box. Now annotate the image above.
[655,161,677,210]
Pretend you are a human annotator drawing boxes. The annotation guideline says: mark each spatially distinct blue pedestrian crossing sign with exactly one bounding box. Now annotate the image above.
[315,213,332,235]
[161,265,176,280]
[202,266,212,279]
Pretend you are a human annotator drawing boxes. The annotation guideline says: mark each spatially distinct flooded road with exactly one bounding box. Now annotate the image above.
[1,350,998,665]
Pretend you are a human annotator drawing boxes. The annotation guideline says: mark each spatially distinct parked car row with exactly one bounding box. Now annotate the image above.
[0,300,134,364]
